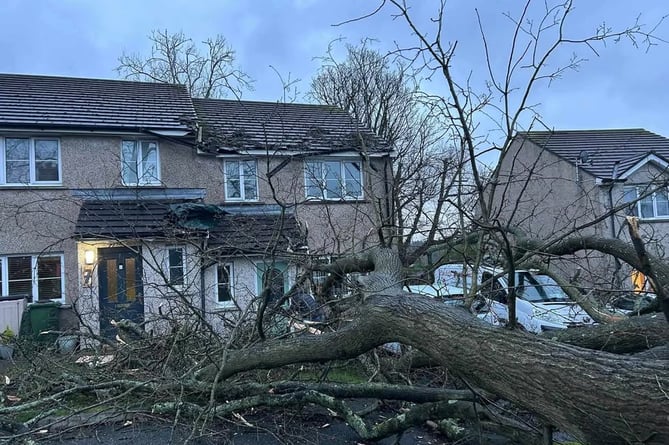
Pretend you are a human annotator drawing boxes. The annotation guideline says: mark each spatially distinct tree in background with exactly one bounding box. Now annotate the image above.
[310,42,472,263]
[116,29,252,98]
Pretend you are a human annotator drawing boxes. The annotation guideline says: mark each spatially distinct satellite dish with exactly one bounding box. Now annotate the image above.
[578,150,591,165]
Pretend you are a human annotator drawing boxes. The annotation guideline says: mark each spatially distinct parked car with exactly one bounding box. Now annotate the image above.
[608,292,656,315]
[407,264,594,333]
[406,263,474,301]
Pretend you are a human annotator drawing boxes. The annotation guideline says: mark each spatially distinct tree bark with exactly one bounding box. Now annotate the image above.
[207,295,669,445]
[544,313,669,353]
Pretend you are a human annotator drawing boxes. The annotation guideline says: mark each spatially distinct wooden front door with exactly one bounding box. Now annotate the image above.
[98,247,144,338]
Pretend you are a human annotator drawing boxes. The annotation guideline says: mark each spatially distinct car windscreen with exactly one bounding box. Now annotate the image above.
[532,274,570,301]
[517,272,569,302]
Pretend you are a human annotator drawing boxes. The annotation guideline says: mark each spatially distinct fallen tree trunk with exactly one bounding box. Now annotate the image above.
[205,295,669,445]
[544,313,669,353]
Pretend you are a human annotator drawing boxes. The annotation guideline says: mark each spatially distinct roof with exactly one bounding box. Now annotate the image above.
[0,73,196,131]
[0,73,389,154]
[74,200,305,256]
[193,98,390,153]
[75,200,176,239]
[209,212,305,255]
[518,129,669,179]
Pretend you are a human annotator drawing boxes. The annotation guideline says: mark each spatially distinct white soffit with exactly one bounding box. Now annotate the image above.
[618,153,669,180]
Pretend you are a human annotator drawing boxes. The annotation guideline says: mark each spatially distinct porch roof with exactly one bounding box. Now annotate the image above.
[74,200,306,255]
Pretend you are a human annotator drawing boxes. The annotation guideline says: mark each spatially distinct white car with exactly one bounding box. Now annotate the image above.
[408,264,594,333]
[474,269,594,333]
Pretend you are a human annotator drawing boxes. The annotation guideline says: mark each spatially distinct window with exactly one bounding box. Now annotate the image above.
[167,248,184,286]
[0,254,64,302]
[1,137,60,185]
[305,160,362,200]
[121,140,160,185]
[216,263,234,305]
[624,186,669,219]
[8,256,32,297]
[224,160,258,201]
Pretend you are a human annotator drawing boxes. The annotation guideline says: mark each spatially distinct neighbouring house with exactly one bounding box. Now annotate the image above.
[491,128,669,293]
[0,73,392,337]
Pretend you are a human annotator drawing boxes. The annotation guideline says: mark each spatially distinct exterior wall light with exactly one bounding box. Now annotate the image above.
[84,250,95,265]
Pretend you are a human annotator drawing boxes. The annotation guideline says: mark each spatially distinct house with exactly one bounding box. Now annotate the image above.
[492,128,669,292]
[0,73,392,337]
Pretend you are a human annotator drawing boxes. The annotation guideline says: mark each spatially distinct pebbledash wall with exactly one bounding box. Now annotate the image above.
[74,240,267,336]
[1,132,387,335]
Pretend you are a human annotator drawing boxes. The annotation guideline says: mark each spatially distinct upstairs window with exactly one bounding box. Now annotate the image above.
[121,140,160,185]
[224,160,258,201]
[0,254,64,302]
[624,186,669,219]
[1,137,61,185]
[305,160,362,200]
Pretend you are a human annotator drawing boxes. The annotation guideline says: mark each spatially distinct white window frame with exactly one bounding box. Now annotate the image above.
[121,140,161,186]
[167,247,185,286]
[224,159,258,201]
[624,186,669,220]
[215,262,234,307]
[304,159,363,200]
[0,137,62,185]
[0,254,65,303]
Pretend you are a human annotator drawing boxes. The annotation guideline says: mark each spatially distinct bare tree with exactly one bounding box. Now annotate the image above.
[310,41,470,261]
[116,29,252,98]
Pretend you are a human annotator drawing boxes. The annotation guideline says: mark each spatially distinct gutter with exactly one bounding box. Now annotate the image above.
[0,123,191,135]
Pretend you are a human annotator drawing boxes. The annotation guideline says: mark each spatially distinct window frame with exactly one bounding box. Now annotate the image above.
[304,159,363,200]
[167,247,185,287]
[121,140,161,186]
[0,137,62,186]
[624,185,669,220]
[215,262,234,307]
[0,254,65,303]
[224,159,259,201]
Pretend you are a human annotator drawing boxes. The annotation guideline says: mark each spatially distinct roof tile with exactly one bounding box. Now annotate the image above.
[0,73,196,131]
[193,98,390,153]
[519,129,669,178]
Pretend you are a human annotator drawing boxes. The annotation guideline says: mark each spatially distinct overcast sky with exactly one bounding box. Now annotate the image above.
[1,0,668,141]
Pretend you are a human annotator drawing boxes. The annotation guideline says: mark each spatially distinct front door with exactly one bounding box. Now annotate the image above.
[98,247,144,338]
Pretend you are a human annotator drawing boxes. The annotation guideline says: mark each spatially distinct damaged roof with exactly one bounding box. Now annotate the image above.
[74,200,305,255]
[193,98,390,153]
[0,73,196,131]
[518,129,669,179]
